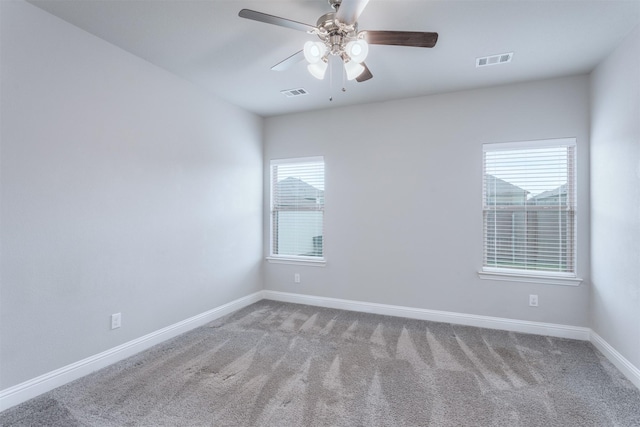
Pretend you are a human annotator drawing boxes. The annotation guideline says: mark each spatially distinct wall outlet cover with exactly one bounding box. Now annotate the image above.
[111,313,122,329]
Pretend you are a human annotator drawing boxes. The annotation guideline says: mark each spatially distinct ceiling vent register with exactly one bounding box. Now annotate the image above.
[281,88,309,97]
[476,52,513,67]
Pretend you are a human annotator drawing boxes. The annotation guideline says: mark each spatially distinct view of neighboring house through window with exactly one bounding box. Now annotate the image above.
[482,139,576,276]
[270,157,325,260]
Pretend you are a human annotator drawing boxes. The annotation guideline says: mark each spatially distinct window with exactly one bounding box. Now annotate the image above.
[481,139,577,282]
[269,157,325,263]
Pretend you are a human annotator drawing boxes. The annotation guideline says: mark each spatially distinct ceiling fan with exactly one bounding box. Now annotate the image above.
[238,0,438,83]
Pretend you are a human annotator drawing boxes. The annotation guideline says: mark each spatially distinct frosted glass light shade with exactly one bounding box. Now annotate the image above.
[307,61,328,79]
[344,60,365,80]
[346,40,369,63]
[304,41,327,64]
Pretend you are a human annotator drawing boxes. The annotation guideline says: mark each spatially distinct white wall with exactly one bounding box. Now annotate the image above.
[264,76,591,327]
[590,26,640,371]
[0,0,263,389]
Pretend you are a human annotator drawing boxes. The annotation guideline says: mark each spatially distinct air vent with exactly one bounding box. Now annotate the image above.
[280,88,309,97]
[476,52,513,68]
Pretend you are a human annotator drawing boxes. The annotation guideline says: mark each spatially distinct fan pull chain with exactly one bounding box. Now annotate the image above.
[342,64,346,92]
[329,58,333,101]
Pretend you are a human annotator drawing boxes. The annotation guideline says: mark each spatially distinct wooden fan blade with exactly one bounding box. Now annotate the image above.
[271,50,305,71]
[363,30,439,48]
[356,63,373,82]
[336,0,370,25]
[239,9,316,33]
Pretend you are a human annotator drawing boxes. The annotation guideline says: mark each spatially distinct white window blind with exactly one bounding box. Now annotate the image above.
[482,139,576,276]
[271,157,324,260]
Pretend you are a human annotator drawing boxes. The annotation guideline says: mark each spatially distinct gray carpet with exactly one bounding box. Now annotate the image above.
[2,300,640,426]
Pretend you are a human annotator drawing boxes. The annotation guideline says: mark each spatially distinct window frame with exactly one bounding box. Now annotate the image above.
[267,156,326,266]
[478,138,582,286]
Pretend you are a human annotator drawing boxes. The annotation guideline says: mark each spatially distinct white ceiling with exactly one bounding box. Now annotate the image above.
[28,0,640,117]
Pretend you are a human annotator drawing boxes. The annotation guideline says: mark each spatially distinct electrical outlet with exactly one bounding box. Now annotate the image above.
[294,273,301,284]
[529,295,539,307]
[111,313,122,329]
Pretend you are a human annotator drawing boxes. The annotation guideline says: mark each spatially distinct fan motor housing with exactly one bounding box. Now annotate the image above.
[316,11,358,56]
[316,12,339,34]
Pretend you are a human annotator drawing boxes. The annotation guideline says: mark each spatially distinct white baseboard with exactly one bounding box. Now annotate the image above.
[262,290,591,340]
[264,291,640,390]
[590,331,640,390]
[3,290,638,413]
[0,291,264,412]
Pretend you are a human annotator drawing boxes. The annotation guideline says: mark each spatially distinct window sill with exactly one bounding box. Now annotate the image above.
[478,269,583,286]
[266,257,326,267]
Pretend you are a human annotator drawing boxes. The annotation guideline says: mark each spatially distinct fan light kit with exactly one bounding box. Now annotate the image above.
[239,0,438,83]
